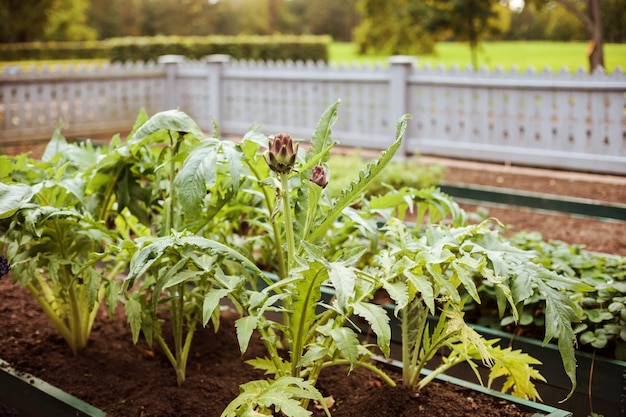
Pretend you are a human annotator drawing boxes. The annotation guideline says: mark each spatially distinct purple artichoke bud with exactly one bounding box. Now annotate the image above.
[0,255,9,279]
[310,165,328,188]
[265,133,298,174]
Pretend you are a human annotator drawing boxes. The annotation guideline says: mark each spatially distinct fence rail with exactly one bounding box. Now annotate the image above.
[1,55,625,175]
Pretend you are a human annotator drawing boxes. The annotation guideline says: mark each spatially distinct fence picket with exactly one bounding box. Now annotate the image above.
[1,56,624,174]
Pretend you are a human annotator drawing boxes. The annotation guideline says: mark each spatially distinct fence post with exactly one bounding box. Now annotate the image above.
[158,55,185,110]
[387,56,415,156]
[204,54,231,136]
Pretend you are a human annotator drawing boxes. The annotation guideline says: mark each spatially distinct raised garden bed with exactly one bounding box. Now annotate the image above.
[0,359,106,417]
[1,103,618,417]
[0,289,573,417]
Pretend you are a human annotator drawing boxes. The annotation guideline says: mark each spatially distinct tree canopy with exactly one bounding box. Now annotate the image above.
[0,0,622,73]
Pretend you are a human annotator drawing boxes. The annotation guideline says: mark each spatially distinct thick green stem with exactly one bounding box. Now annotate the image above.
[417,358,461,389]
[245,161,286,279]
[97,164,125,222]
[280,173,295,271]
[172,284,186,386]
[164,133,181,236]
[401,303,430,388]
[320,360,396,387]
[25,282,73,349]
[67,280,87,354]
[155,332,178,378]
[258,325,287,377]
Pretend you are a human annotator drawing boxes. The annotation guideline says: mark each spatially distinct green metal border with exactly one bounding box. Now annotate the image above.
[0,359,106,417]
[440,182,626,221]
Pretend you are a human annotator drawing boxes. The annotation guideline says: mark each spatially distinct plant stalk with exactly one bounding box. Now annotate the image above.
[244,160,286,279]
[280,173,296,271]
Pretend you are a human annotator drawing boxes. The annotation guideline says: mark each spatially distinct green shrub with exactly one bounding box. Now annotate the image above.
[0,35,331,63]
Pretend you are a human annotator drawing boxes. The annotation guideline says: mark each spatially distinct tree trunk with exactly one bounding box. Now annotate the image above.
[555,0,605,73]
[587,0,605,73]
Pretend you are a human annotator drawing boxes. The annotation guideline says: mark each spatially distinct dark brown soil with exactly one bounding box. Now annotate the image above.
[0,279,533,417]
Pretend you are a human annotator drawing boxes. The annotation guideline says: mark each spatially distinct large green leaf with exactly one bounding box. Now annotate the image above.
[221,377,328,417]
[235,315,258,354]
[125,295,143,344]
[203,289,230,326]
[175,139,244,217]
[290,260,328,365]
[128,109,203,148]
[175,142,218,217]
[330,327,360,367]
[125,234,262,288]
[41,125,69,162]
[537,280,578,399]
[328,262,356,311]
[353,301,391,356]
[0,183,34,219]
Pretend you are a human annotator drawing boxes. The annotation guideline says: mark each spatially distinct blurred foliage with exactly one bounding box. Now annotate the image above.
[326,152,445,199]
[0,35,330,63]
[2,0,624,46]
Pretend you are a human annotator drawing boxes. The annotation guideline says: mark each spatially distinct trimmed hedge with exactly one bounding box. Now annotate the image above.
[0,35,331,63]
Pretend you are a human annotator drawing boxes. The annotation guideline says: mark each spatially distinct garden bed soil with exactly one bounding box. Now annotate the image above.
[0,279,535,417]
[433,157,626,257]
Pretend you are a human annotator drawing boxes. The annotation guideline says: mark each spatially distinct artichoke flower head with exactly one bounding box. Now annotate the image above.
[265,133,298,174]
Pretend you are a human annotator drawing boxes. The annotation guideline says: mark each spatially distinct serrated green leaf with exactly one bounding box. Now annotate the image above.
[308,100,339,165]
[125,295,143,344]
[290,260,328,366]
[235,315,259,354]
[404,270,435,314]
[451,255,481,303]
[537,280,578,399]
[382,281,409,313]
[353,301,391,356]
[203,289,229,326]
[294,180,322,250]
[328,262,356,311]
[245,357,281,375]
[330,327,359,367]
[125,235,262,289]
[298,345,328,368]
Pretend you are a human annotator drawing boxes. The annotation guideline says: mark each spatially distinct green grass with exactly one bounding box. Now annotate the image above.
[0,59,108,72]
[329,41,626,73]
[2,41,624,74]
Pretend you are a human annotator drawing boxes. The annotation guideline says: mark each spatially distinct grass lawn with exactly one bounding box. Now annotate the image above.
[0,59,109,72]
[2,41,624,74]
[329,41,626,73]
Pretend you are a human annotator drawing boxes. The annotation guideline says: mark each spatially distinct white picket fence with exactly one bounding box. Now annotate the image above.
[1,54,625,175]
